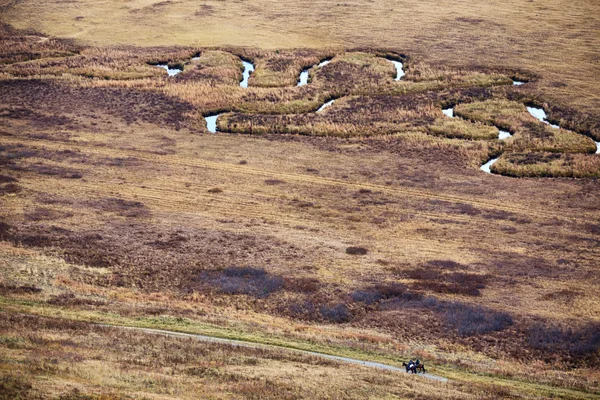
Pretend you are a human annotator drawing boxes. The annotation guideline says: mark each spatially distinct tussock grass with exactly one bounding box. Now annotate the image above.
[493,152,600,178]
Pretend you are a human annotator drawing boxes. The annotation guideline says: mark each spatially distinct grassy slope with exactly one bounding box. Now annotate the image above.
[1,1,600,398]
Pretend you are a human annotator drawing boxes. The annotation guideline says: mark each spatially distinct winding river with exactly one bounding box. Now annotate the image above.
[443,106,512,141]
[297,58,332,87]
[480,158,499,174]
[526,106,559,128]
[317,99,335,113]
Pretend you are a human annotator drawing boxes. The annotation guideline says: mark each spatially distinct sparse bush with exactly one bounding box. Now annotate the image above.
[426,260,464,270]
[208,187,223,193]
[47,293,106,307]
[351,290,382,305]
[528,322,600,360]
[264,179,285,185]
[441,302,513,336]
[351,283,408,305]
[283,277,320,293]
[319,303,351,323]
[202,266,283,298]
[0,375,33,400]
[0,284,42,295]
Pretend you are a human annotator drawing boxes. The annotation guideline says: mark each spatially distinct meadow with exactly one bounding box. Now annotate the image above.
[1,1,600,398]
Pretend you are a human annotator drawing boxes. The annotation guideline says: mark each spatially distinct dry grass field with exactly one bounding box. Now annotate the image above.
[1,0,600,398]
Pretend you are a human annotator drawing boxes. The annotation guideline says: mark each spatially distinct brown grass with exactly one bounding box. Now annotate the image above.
[1,11,600,399]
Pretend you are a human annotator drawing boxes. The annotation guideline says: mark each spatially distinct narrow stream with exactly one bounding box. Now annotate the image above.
[298,69,309,86]
[240,60,254,88]
[297,58,332,87]
[156,64,183,77]
[480,158,499,174]
[387,59,405,80]
[526,106,559,128]
[205,114,220,133]
[498,130,512,140]
[317,100,335,113]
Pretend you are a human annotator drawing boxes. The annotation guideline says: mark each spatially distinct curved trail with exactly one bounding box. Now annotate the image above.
[100,323,449,383]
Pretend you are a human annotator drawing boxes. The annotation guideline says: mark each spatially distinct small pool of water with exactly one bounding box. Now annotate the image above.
[317,100,335,113]
[387,60,404,80]
[156,64,183,77]
[240,60,254,88]
[205,114,220,133]
[526,106,559,128]
[442,108,454,118]
[298,69,309,86]
[480,158,499,174]
[513,80,525,86]
[596,142,600,154]
[318,59,331,68]
[498,130,512,140]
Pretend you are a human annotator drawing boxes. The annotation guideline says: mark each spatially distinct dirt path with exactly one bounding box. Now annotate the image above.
[101,323,450,383]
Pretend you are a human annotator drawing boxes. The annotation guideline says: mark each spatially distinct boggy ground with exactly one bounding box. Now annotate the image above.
[0,24,600,399]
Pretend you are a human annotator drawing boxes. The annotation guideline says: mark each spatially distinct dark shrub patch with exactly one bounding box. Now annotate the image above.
[87,198,150,218]
[0,221,11,240]
[319,303,352,323]
[202,266,283,298]
[283,277,320,293]
[207,187,223,193]
[406,267,488,296]
[0,375,33,400]
[351,282,408,305]
[441,302,513,336]
[264,179,285,185]
[378,291,427,310]
[285,299,318,320]
[528,322,600,360]
[406,267,440,281]
[0,284,42,295]
[346,246,367,255]
[351,290,382,305]
[0,175,17,183]
[426,260,464,270]
[0,183,21,195]
[24,207,73,222]
[47,293,106,307]
[454,203,481,216]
